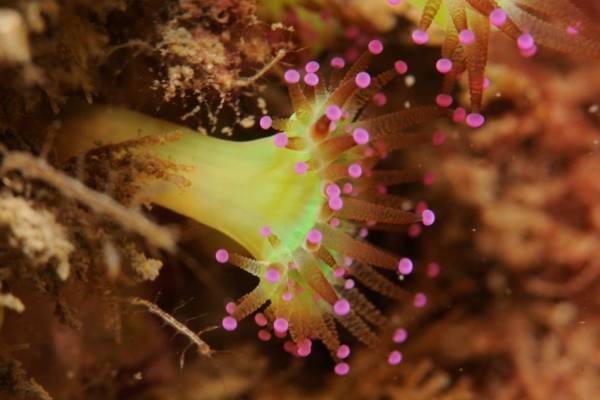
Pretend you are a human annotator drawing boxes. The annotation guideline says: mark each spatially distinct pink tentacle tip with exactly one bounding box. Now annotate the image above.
[298,338,312,350]
[567,25,579,35]
[283,341,296,353]
[423,171,435,186]
[411,29,429,45]
[225,302,236,315]
[435,58,453,74]
[368,39,384,55]
[388,0,401,4]
[282,292,293,301]
[432,131,445,146]
[435,94,453,108]
[489,8,507,27]
[304,72,320,86]
[294,161,308,175]
[388,351,403,365]
[260,225,271,237]
[398,257,414,275]
[334,362,350,376]
[326,183,341,198]
[348,163,362,178]
[305,60,320,73]
[273,132,288,148]
[393,328,408,344]
[215,248,229,264]
[307,229,323,245]
[343,256,353,267]
[297,345,312,357]
[427,262,441,278]
[453,107,466,123]
[275,329,288,339]
[459,29,475,45]
[222,316,238,331]
[334,299,351,316]
[466,113,485,128]
[326,105,343,121]
[372,92,387,107]
[330,217,341,228]
[352,127,370,145]
[520,44,538,58]
[413,292,427,308]
[355,71,371,89]
[337,344,351,359]
[394,60,408,75]
[344,278,355,289]
[345,25,360,39]
[258,329,272,341]
[408,223,422,238]
[254,312,268,327]
[265,267,281,283]
[517,33,535,50]
[334,267,347,278]
[331,56,346,69]
[259,115,272,130]
[284,69,300,84]
[483,77,491,89]
[329,197,344,211]
[274,317,289,333]
[422,209,436,226]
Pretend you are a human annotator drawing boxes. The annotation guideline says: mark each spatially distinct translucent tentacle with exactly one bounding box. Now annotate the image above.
[368,169,422,186]
[355,107,446,139]
[441,19,460,59]
[229,253,265,277]
[315,246,337,268]
[447,0,468,33]
[375,131,432,152]
[418,0,443,31]
[327,79,359,109]
[350,264,409,300]
[344,288,388,327]
[296,250,339,305]
[335,198,419,225]
[319,223,398,270]
[320,313,342,354]
[318,135,356,162]
[358,193,412,210]
[466,10,490,112]
[232,285,271,321]
[335,310,380,348]
[288,83,308,115]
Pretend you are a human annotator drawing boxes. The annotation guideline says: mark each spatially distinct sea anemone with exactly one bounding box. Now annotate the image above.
[54,44,445,374]
[404,0,600,121]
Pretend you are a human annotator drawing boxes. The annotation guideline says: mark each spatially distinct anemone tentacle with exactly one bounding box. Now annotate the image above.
[406,0,600,119]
